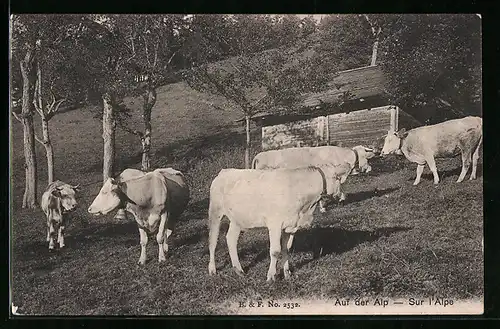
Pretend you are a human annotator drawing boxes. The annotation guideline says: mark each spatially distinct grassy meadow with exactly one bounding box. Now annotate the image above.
[10,81,483,315]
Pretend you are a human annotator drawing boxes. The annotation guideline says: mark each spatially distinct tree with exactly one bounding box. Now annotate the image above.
[361,14,382,66]
[317,14,373,70]
[31,58,66,184]
[376,14,481,123]
[11,15,45,208]
[66,14,137,183]
[113,14,185,171]
[183,16,331,168]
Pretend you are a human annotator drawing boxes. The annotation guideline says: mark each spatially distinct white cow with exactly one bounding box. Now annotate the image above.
[208,163,349,281]
[380,116,482,185]
[252,145,377,210]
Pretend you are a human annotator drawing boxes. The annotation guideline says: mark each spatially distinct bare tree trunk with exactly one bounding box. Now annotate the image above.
[20,51,37,209]
[40,118,54,184]
[371,39,379,66]
[363,14,381,66]
[102,93,116,183]
[141,88,156,171]
[245,114,251,169]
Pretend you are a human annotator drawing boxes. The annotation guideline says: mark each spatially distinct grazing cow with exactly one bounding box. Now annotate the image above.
[380,116,482,185]
[208,163,349,281]
[88,168,190,264]
[41,181,79,250]
[251,145,376,210]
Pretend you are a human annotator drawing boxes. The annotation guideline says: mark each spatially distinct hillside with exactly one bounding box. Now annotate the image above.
[10,36,483,315]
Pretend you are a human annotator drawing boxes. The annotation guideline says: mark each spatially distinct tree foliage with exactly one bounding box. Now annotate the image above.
[376,14,481,123]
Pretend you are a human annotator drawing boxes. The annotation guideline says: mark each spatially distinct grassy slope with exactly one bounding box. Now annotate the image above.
[10,81,483,315]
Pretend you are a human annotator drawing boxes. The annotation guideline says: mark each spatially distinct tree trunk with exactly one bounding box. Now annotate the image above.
[20,51,37,209]
[371,39,379,66]
[102,93,116,183]
[245,114,251,169]
[41,118,54,184]
[141,88,156,171]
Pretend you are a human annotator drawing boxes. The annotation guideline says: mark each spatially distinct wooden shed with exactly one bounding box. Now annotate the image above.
[246,65,421,151]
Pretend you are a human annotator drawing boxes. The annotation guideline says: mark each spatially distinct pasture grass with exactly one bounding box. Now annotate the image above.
[10,81,483,315]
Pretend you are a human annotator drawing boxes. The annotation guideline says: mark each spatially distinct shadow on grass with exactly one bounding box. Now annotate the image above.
[84,127,260,174]
[242,226,411,273]
[406,163,483,182]
[342,187,400,205]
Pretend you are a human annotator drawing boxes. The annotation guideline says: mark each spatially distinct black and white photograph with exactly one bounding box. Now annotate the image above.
[9,14,483,315]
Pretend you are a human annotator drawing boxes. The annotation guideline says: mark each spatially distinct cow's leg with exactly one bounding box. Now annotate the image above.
[470,148,480,180]
[413,164,425,186]
[267,226,282,282]
[162,228,173,254]
[457,151,472,183]
[48,223,55,250]
[57,225,65,248]
[46,226,50,242]
[281,232,294,280]
[319,200,326,213]
[226,221,244,276]
[426,157,440,185]
[138,227,148,265]
[156,212,168,263]
[208,201,223,276]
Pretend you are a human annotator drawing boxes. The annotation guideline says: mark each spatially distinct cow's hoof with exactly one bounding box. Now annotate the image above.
[266,276,276,282]
[233,267,245,277]
[138,259,146,266]
[283,269,292,280]
[319,208,326,214]
[208,263,216,275]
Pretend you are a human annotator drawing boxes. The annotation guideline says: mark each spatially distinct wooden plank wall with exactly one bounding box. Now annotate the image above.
[327,106,393,147]
[261,105,413,151]
[262,116,328,151]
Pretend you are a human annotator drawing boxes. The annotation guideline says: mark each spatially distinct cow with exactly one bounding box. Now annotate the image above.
[380,116,482,185]
[88,168,190,265]
[41,180,79,250]
[251,145,377,210]
[207,163,349,281]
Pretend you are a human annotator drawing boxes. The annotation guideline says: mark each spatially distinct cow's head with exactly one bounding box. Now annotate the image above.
[381,129,408,156]
[52,184,79,212]
[352,145,377,173]
[88,178,123,216]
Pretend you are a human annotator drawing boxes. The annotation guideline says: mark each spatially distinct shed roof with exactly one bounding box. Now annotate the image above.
[237,65,387,124]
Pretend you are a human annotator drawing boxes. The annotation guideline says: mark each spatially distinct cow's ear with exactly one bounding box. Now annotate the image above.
[396,128,408,138]
[51,189,62,198]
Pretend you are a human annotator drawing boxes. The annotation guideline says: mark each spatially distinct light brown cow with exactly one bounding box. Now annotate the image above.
[381,116,482,185]
[41,181,79,250]
[208,164,349,281]
[88,168,190,264]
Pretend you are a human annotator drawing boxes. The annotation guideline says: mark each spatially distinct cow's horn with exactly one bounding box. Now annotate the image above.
[73,184,80,190]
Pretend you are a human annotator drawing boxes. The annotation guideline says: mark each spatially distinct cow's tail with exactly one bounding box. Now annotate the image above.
[473,134,483,159]
[208,179,224,274]
[251,156,258,169]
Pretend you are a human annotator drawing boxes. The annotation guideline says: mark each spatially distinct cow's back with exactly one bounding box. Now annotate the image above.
[255,146,355,169]
[405,116,482,157]
[210,168,320,228]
